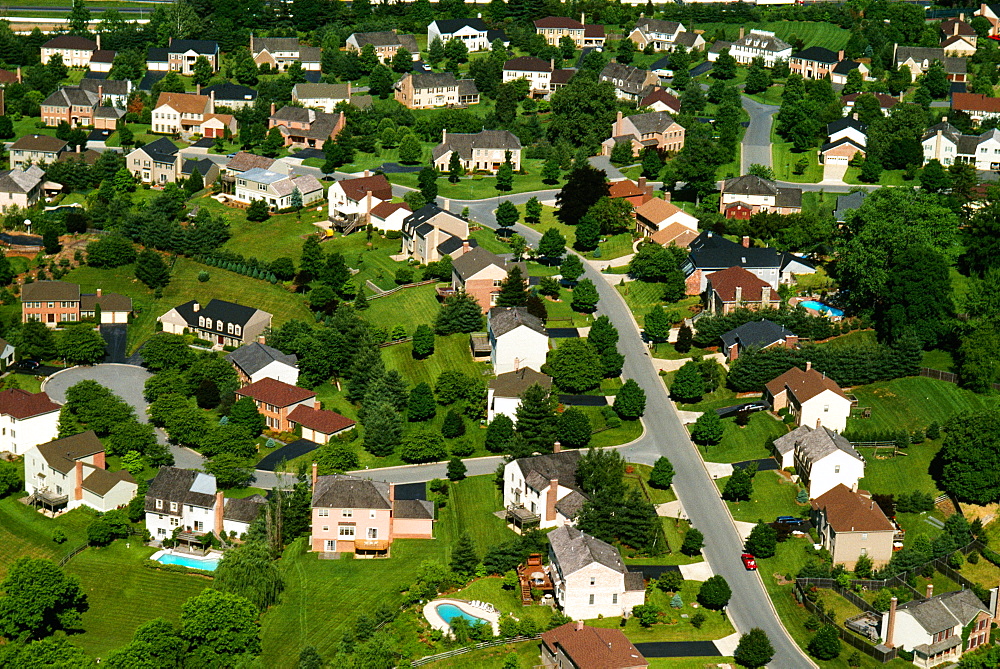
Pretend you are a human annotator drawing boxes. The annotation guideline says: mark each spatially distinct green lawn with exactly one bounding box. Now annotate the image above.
[381,333,489,388]
[615,282,698,328]
[363,283,443,333]
[699,411,788,464]
[716,469,804,523]
[0,496,95,578]
[843,166,910,186]
[215,200,326,263]
[424,641,540,668]
[801,190,838,218]
[771,128,823,184]
[663,371,740,414]
[434,475,511,552]
[451,577,555,629]
[64,542,212,658]
[647,659,737,669]
[693,21,851,50]
[745,83,786,106]
[541,287,596,328]
[393,159,558,199]
[858,441,943,498]
[846,377,1000,435]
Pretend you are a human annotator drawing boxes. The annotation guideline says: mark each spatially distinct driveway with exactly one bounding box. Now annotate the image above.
[821,161,849,184]
[741,96,780,172]
[99,324,127,364]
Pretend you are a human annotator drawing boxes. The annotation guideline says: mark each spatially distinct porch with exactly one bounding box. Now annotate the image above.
[516,553,553,605]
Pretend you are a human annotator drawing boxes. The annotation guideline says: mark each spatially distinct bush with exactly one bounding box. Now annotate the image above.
[51,529,67,544]
[198,271,210,282]
[808,625,842,660]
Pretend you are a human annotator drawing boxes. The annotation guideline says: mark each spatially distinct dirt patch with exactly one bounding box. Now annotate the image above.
[959,502,999,526]
[773,573,792,586]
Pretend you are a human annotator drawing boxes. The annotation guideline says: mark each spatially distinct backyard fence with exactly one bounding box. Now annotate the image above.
[409,635,541,667]
[58,543,88,567]
[794,582,899,663]
[366,279,439,300]
[918,367,1000,393]
[378,337,413,348]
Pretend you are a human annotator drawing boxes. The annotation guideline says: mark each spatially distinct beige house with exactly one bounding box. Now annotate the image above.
[548,525,646,620]
[599,62,659,102]
[893,45,967,82]
[634,197,698,239]
[394,72,480,109]
[810,484,895,570]
[731,29,792,67]
[152,91,213,135]
[602,111,685,158]
[881,588,993,668]
[345,31,419,61]
[628,19,703,52]
[764,363,853,435]
[451,246,526,312]
[9,135,68,170]
[503,56,556,97]
[400,203,471,264]
[41,35,98,68]
[0,167,44,213]
[250,36,321,71]
[719,175,803,217]
[233,168,324,211]
[432,129,522,173]
[534,15,605,48]
[267,105,346,150]
[292,83,355,114]
[773,424,865,499]
[157,299,272,349]
[127,137,180,185]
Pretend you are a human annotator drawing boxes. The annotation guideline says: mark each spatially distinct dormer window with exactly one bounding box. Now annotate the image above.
[199,316,205,327]
[228,323,234,334]
[155,499,163,509]
[235,325,242,337]
[216,319,223,330]
[170,501,178,512]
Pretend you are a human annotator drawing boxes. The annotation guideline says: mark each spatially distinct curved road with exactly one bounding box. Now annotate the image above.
[741,96,780,173]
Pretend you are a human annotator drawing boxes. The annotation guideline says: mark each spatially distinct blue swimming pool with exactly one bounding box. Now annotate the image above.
[435,603,486,627]
[153,552,220,571]
[799,300,844,317]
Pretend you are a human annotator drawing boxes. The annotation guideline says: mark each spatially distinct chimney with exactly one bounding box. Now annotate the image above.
[76,144,81,154]
[616,110,624,136]
[741,236,750,248]
[257,334,266,344]
[816,418,822,428]
[97,85,103,106]
[575,619,584,631]
[663,191,671,203]
[739,26,745,39]
[270,102,276,116]
[442,128,447,143]
[761,285,770,305]
[311,462,318,486]
[210,90,215,114]
[96,288,102,297]
[462,240,471,253]
[16,67,21,84]
[442,198,450,211]
[545,479,558,522]
[192,303,200,312]
[955,22,960,36]
[580,12,585,25]
[885,597,898,647]
[74,461,83,501]
[735,285,743,304]
[347,82,351,96]
[196,83,201,95]
[638,176,647,193]
[366,190,372,225]
[838,49,844,61]
[852,112,858,120]
[943,116,948,123]
[554,441,561,454]
[364,169,370,177]
[97,33,101,51]
[926,584,934,599]
[215,491,225,536]
[806,360,812,372]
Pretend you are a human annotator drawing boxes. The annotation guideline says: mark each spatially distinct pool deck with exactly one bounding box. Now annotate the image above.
[150,548,224,569]
[423,598,501,636]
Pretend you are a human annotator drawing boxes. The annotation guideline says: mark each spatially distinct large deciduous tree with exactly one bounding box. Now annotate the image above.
[555,164,609,226]
[546,339,602,393]
[937,409,1000,504]
[180,589,261,663]
[0,557,88,640]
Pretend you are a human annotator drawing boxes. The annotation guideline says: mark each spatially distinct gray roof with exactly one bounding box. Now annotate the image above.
[898,589,987,634]
[734,31,791,53]
[600,62,654,95]
[634,18,682,35]
[515,450,583,494]
[627,111,678,135]
[350,31,418,53]
[452,246,524,281]
[42,87,99,109]
[895,46,966,74]
[709,40,733,54]
[722,175,801,208]
[225,342,297,376]
[78,77,130,97]
[36,431,104,475]
[270,106,342,141]
[489,306,547,338]
[145,466,217,514]
[773,425,862,466]
[489,367,552,399]
[624,571,646,591]
[549,525,627,575]
[22,280,80,302]
[252,37,302,53]
[719,320,795,352]
[0,168,42,194]
[294,83,351,100]
[224,495,267,523]
[834,191,866,223]
[674,32,701,48]
[409,71,460,90]
[239,167,287,184]
[554,490,588,519]
[312,474,391,509]
[394,498,434,519]
[203,83,258,102]
[457,79,479,96]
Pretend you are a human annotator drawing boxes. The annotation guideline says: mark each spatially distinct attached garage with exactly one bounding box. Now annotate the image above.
[288,404,356,444]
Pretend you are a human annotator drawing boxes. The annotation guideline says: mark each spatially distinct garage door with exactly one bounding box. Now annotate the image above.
[824,155,849,163]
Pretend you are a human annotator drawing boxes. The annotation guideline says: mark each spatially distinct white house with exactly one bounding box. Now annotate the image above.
[24,431,137,513]
[145,467,266,540]
[488,307,549,375]
[234,168,324,211]
[503,449,586,531]
[633,197,698,239]
[225,341,299,386]
[730,30,792,67]
[827,117,867,147]
[327,172,393,233]
[502,56,554,96]
[772,424,865,499]
[369,202,411,232]
[292,83,354,114]
[488,367,553,422]
[0,337,13,371]
[881,588,993,668]
[428,18,501,53]
[923,121,1000,170]
[548,525,646,621]
[764,363,853,436]
[0,389,61,456]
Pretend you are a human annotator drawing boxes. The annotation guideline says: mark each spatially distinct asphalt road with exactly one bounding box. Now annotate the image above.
[740,96,780,173]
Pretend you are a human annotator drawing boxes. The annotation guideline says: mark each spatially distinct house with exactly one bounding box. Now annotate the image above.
[503,57,556,97]
[40,87,99,127]
[432,129,522,173]
[827,116,868,146]
[975,2,1000,36]
[428,18,504,53]
[328,172,393,233]
[719,175,802,218]
[79,77,131,107]
[152,92,213,135]
[250,36,322,71]
[157,299,272,349]
[830,59,871,86]
[127,137,179,184]
[225,151,281,177]
[922,121,1000,170]
[502,449,586,531]
[394,72,480,109]
[707,41,733,63]
[0,168,44,213]
[489,306,548,375]
[789,47,843,80]
[951,92,1000,123]
[810,484,895,570]
[639,88,681,114]
[0,389,60,456]
[628,19,703,52]
[841,92,899,116]
[235,377,318,433]
[80,289,132,324]
[310,469,434,555]
[541,621,648,669]
[293,83,355,114]
[893,45,967,82]
[602,110,685,158]
[0,337,13,372]
[821,137,865,165]
[93,106,124,130]
[634,196,697,240]
[288,406,355,444]
[599,62,659,102]
[764,362,852,435]
[881,587,992,667]
[369,202,411,233]
[226,341,299,386]
[145,467,265,540]
[451,247,526,312]
[41,35,98,68]
[202,83,258,110]
[941,18,978,56]
[535,15,605,49]
[731,30,792,67]
[401,203,472,264]
[22,282,130,326]
[720,320,796,362]
[706,266,779,315]
[9,135,68,169]
[834,191,866,224]
[267,105,346,149]
[609,178,654,208]
[180,158,220,187]
[651,222,699,250]
[24,431,136,514]
[345,32,419,61]
[488,367,553,422]
[774,423,864,498]
[548,525,646,620]
[233,168,324,211]
[684,231,816,295]
[147,38,220,75]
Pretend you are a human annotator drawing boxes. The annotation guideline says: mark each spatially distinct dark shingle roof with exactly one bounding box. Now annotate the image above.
[11,135,68,152]
[687,232,783,271]
[22,280,80,302]
[452,247,525,281]
[80,291,132,313]
[203,83,257,102]
[432,18,489,34]
[489,367,553,398]
[720,320,795,352]
[827,117,867,137]
[83,467,135,496]
[834,191,866,222]
[224,495,267,523]
[226,342,297,376]
[431,129,521,162]
[43,35,97,50]
[145,466,217,513]
[394,498,435,519]
[168,39,218,55]
[140,136,180,164]
[516,450,582,494]
[312,474,391,509]
[489,306,547,338]
[170,298,266,330]
[36,431,104,474]
[791,46,839,63]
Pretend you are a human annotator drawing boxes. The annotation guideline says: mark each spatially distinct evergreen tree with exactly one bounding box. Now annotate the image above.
[744,57,772,95]
[228,397,266,437]
[407,382,437,422]
[447,456,467,481]
[515,383,557,452]
[450,533,478,577]
[640,148,663,179]
[570,278,599,313]
[441,409,465,438]
[496,152,514,192]
[412,324,435,359]
[712,49,737,80]
[613,379,646,420]
[541,157,561,184]
[185,168,204,195]
[485,414,515,453]
[681,527,704,556]
[435,290,485,335]
[428,37,446,66]
[722,463,757,502]
[675,323,693,353]
[574,213,600,251]
[398,134,422,164]
[745,521,778,558]
[557,407,591,449]
[418,166,438,202]
[697,575,732,610]
[808,625,842,660]
[495,265,529,307]
[135,249,170,289]
[448,152,465,183]
[362,402,402,456]
[644,307,671,344]
[524,196,542,224]
[610,141,634,165]
[649,457,675,489]
[560,254,584,284]
[57,406,80,438]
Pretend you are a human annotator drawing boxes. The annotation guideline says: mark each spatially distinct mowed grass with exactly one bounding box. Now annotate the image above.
[694,21,851,50]
[0,496,95,578]
[363,283,442,333]
[424,640,540,668]
[772,129,823,184]
[434,475,511,551]
[846,377,1000,435]
[381,334,490,387]
[699,411,789,464]
[858,441,943,498]
[716,469,804,523]
[64,542,212,658]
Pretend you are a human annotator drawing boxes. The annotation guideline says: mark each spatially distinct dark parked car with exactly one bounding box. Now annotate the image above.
[716,401,771,419]
[775,516,806,527]
[17,360,39,371]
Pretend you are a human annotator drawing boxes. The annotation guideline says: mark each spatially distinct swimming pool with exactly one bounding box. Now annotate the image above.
[799,300,844,318]
[434,603,487,627]
[151,550,220,571]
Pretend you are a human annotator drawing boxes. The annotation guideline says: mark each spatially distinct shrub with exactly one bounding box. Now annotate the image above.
[51,529,66,544]
[198,271,210,282]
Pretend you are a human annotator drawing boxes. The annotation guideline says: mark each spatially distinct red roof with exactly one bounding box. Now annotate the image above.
[541,622,648,669]
[0,389,60,420]
[841,92,897,109]
[584,25,605,38]
[534,16,584,29]
[370,201,411,219]
[952,92,1000,114]
[236,377,316,407]
[640,88,681,113]
[0,69,18,84]
[287,405,355,435]
[608,179,651,202]
[337,174,392,203]
[706,266,772,303]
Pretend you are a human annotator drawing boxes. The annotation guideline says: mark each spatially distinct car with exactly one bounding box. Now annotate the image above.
[741,553,757,570]
[775,516,805,526]
[715,401,771,419]
[17,360,39,371]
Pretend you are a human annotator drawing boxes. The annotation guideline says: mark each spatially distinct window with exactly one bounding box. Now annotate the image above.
[194,521,204,532]
[322,526,328,532]
[612,593,618,604]
[589,594,595,605]
[338,525,355,537]
[824,405,829,412]
[170,501,178,512]
[861,533,868,540]
[170,517,179,526]
[155,499,163,510]
[860,547,867,556]
[235,325,242,337]
[158,527,166,536]
[834,465,840,474]
[343,509,353,517]
[318,509,329,517]
[216,320,223,330]
[369,510,377,519]
[590,577,596,586]
[227,323,234,334]
[367,528,378,538]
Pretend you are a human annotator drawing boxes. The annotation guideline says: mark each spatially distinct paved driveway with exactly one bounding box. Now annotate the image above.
[100,324,127,363]
[741,96,780,171]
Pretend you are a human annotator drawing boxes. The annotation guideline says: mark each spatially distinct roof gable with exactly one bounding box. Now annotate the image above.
[489,306,547,338]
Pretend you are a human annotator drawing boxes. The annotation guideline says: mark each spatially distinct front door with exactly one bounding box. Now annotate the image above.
[218,335,224,345]
[47,314,54,323]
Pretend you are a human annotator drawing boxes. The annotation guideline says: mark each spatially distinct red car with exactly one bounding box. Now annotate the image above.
[741,553,758,570]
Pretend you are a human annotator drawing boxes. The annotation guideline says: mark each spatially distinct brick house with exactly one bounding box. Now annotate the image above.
[235,377,317,432]
[394,72,480,109]
[40,86,99,127]
[345,32,419,62]
[157,299,272,349]
[432,129,521,173]
[9,135,68,169]
[810,484,895,570]
[22,282,132,327]
[541,621,648,669]
[309,468,434,555]
[602,111,685,158]
[451,246,527,312]
[41,35,98,68]
[0,388,60,456]
[287,406,355,444]
[608,178,654,208]
[535,15,605,49]
[685,231,816,295]
[267,105,346,149]
[764,362,853,435]
[705,266,779,314]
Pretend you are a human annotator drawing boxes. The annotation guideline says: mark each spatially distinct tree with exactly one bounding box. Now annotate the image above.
[555,165,609,226]
[546,339,602,393]
[435,290,484,335]
[808,625,842,660]
[213,542,283,612]
[574,213,600,252]
[57,326,106,365]
[495,200,519,236]
[186,167,204,195]
[559,254,584,284]
[514,383,558,452]
[201,424,256,459]
[141,333,194,370]
[538,228,566,262]
[496,265,529,307]
[42,228,60,256]
[920,159,951,194]
[588,196,634,235]
[937,409,1000,504]
[681,78,707,115]
[0,557,88,640]
[616,37,635,65]
[192,56,214,86]
[451,533,478,577]
[228,397,266,437]
[369,64,394,99]
[363,402,403,457]
[412,324,435,359]
[485,414,514,453]
[613,379,646,420]
[106,420,157,458]
[557,407,591,449]
[641,148,663,180]
[744,57,772,95]
[205,453,254,489]
[645,307,672,344]
[587,315,618,354]
[745,521,778,558]
[428,37,446,66]
[180,589,261,662]
[442,409,465,438]
[670,361,704,402]
[697,575,731,610]
[570,278,599,313]
[398,134,422,164]
[922,61,949,99]
[246,199,270,221]
[496,153,514,192]
[722,463,757,502]
[447,456,467,481]
[734,628,775,668]
[68,0,90,34]
[400,430,447,463]
[610,140,634,165]
[649,457,674,489]
[407,382,437,422]
[681,527,704,556]
[135,249,170,289]
[712,48,736,80]
[542,158,561,184]
[525,197,542,225]
[690,410,723,446]
[448,151,465,183]
[675,323,693,353]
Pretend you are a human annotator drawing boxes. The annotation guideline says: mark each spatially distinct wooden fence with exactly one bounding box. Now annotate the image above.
[794,582,899,663]
[367,279,439,300]
[409,635,541,667]
[58,543,88,567]
[918,367,1000,392]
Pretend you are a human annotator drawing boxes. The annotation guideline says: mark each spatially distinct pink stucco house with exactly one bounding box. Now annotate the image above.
[310,466,434,557]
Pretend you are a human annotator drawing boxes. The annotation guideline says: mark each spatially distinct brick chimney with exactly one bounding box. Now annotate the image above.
[364,169,370,178]
[926,584,934,599]
[806,360,812,372]
[741,236,750,248]
[735,285,742,304]
[74,461,83,501]
[347,81,351,96]
[739,26,745,40]
[761,286,770,306]
[462,240,471,253]
[196,83,201,95]
[885,597,898,648]
[257,334,266,344]
[215,491,225,536]
[615,110,624,136]
[545,479,558,522]
[209,90,215,114]
[97,33,101,51]
[270,102,276,116]
[97,84,103,106]
[16,67,21,84]
[553,441,561,454]
[837,50,844,61]
[816,418,822,428]
[311,462,318,487]
[575,619,584,631]
[96,288,102,297]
